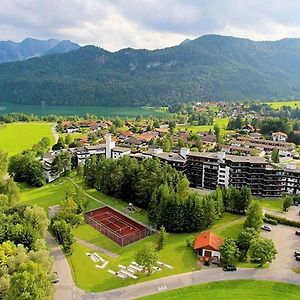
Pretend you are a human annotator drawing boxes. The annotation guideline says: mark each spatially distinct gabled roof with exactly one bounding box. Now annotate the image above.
[272,131,287,137]
[194,231,223,251]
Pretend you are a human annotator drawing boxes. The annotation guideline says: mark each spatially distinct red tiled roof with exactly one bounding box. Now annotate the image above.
[194,231,223,251]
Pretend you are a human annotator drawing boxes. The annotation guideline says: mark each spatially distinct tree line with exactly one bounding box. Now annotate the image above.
[84,156,252,233]
[0,153,53,299]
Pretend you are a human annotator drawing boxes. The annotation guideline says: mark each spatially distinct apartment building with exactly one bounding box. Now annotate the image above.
[283,163,300,195]
[186,151,285,197]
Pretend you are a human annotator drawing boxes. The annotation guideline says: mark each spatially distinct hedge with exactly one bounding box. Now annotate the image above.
[265,213,300,228]
[263,217,278,225]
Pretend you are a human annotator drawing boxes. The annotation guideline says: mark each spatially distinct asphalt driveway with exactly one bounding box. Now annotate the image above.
[261,223,300,279]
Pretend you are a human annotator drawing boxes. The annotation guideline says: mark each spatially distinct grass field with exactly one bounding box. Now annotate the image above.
[68,231,198,292]
[139,280,300,300]
[266,100,300,109]
[0,122,54,156]
[212,218,244,239]
[254,197,284,212]
[176,118,229,134]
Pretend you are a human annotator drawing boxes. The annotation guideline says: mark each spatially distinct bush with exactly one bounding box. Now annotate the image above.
[265,213,300,228]
[263,217,278,225]
[186,236,195,248]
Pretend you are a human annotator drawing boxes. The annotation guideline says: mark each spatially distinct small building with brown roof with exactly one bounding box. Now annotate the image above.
[194,231,224,260]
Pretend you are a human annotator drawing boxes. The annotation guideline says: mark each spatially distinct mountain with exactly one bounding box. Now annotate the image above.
[1,34,300,106]
[0,38,80,63]
[42,40,80,56]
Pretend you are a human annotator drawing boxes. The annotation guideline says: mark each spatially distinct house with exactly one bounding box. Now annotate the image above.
[118,130,134,141]
[194,231,224,260]
[242,124,255,133]
[136,131,159,143]
[272,131,288,142]
[65,124,80,134]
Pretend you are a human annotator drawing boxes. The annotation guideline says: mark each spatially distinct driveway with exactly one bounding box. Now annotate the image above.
[46,232,76,300]
[261,223,300,280]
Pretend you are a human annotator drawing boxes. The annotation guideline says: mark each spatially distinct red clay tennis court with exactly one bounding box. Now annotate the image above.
[85,206,151,246]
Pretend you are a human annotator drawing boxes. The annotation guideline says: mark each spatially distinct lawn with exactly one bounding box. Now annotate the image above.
[254,197,284,212]
[266,100,300,109]
[139,280,300,300]
[0,122,54,156]
[212,213,243,228]
[19,177,99,212]
[176,118,229,134]
[68,232,197,292]
[69,212,247,292]
[212,218,245,239]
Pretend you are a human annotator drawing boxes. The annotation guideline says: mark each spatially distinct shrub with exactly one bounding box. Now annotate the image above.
[265,213,300,228]
[263,217,278,225]
[186,236,195,248]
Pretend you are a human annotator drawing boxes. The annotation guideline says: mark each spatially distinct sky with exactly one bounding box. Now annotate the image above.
[2,0,300,51]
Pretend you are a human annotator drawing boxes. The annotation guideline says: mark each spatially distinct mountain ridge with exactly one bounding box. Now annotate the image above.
[1,34,300,106]
[0,38,80,63]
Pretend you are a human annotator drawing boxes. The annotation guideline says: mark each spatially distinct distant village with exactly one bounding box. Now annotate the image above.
[44,101,300,197]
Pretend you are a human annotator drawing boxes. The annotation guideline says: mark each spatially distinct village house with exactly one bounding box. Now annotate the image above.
[272,131,288,142]
[194,231,223,261]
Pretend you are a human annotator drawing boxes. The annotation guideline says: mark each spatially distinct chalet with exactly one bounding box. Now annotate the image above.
[136,132,159,143]
[194,231,223,261]
[118,130,134,141]
[242,124,255,133]
[272,131,288,142]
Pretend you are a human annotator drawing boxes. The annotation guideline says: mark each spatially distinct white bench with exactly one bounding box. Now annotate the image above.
[157,261,174,269]
[119,269,138,279]
[96,261,109,269]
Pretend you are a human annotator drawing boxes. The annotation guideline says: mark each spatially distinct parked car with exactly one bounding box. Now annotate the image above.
[294,251,300,257]
[295,231,300,236]
[295,256,300,262]
[223,265,237,272]
[294,201,299,206]
[51,272,59,284]
[261,225,272,232]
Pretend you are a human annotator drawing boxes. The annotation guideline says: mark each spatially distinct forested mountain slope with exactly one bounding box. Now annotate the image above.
[1,35,300,106]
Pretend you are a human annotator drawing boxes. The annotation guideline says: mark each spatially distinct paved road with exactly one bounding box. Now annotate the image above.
[46,232,76,300]
[51,124,59,143]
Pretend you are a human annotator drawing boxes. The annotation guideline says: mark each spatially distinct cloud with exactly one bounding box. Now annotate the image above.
[1,0,300,50]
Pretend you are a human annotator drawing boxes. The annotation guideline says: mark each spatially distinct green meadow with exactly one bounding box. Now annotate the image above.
[176,118,230,134]
[139,280,300,300]
[0,122,54,156]
[266,100,300,109]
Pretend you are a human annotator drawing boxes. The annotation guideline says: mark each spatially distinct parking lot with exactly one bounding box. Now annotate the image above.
[262,221,300,278]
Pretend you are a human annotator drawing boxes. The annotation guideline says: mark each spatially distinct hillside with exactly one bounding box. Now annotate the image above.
[1,35,300,106]
[0,38,80,63]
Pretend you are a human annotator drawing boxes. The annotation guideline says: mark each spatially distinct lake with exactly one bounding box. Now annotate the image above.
[0,103,168,118]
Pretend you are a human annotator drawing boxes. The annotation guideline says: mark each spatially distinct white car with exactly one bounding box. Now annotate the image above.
[261,225,272,232]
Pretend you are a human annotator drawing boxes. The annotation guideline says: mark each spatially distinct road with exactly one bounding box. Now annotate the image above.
[46,232,76,300]
[51,124,59,144]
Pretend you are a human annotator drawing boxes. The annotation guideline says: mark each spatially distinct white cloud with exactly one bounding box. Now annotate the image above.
[1,0,300,50]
